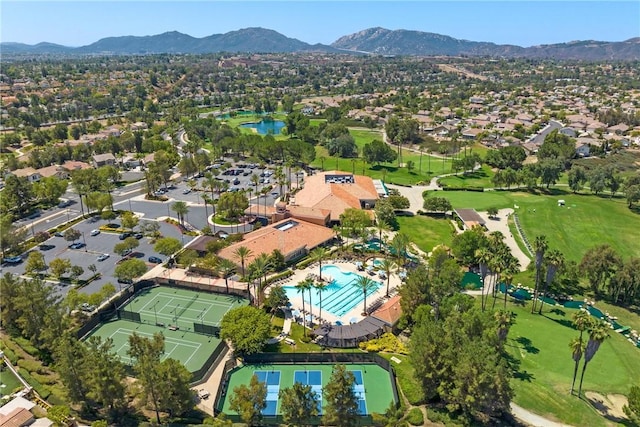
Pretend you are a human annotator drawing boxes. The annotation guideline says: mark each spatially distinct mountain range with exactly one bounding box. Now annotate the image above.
[2,27,639,60]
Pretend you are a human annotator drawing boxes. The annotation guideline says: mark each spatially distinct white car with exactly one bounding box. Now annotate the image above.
[198,389,210,399]
[90,229,100,236]
[97,253,110,262]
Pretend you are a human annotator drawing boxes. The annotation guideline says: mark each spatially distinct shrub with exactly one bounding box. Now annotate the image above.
[32,372,58,385]
[14,337,39,356]
[17,359,43,374]
[358,333,408,354]
[18,369,50,399]
[0,344,19,365]
[406,408,424,426]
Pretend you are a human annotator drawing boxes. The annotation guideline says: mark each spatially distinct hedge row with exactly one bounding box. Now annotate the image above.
[18,368,50,399]
[13,337,39,357]
[0,342,19,365]
[441,185,485,192]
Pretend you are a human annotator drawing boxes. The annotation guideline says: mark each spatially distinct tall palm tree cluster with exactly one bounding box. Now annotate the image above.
[474,230,520,311]
[569,310,610,398]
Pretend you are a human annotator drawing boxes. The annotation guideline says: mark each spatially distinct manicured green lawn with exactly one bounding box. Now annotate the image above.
[430,190,640,262]
[500,298,639,426]
[438,164,496,188]
[396,216,454,254]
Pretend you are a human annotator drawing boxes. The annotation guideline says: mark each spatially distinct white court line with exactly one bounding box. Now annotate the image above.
[111,327,201,348]
[158,296,176,314]
[156,292,234,307]
[181,342,201,367]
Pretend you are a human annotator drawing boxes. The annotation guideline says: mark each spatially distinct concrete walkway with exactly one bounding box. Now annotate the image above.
[476,208,531,271]
[511,402,574,427]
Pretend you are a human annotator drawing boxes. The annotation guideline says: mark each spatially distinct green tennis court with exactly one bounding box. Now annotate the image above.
[86,286,248,375]
[219,363,394,417]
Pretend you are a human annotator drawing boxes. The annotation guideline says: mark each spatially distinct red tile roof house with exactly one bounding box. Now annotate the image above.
[218,218,335,269]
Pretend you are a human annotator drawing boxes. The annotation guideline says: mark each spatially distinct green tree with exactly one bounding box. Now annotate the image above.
[531,235,548,313]
[538,249,564,314]
[229,374,267,426]
[309,247,328,281]
[128,332,165,424]
[279,382,320,427]
[120,211,139,231]
[84,335,127,417]
[217,258,236,294]
[362,139,397,165]
[577,321,610,398]
[579,244,622,294]
[25,251,47,276]
[114,259,147,282]
[233,246,253,278]
[422,196,452,212]
[295,278,314,337]
[374,198,396,230]
[569,337,585,396]
[63,227,82,243]
[623,385,640,425]
[353,275,377,316]
[156,358,195,417]
[339,208,371,237]
[113,236,139,257]
[49,258,72,279]
[323,364,358,427]
[568,166,588,193]
[263,285,289,315]
[451,226,487,266]
[220,306,271,355]
[154,237,182,257]
[171,201,189,226]
[378,258,397,297]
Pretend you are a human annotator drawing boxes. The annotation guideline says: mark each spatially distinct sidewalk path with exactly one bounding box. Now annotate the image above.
[510,403,574,427]
[477,208,531,271]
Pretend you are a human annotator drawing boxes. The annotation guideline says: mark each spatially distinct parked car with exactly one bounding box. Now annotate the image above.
[148,256,162,264]
[117,278,133,285]
[69,242,86,250]
[3,255,22,264]
[134,232,143,239]
[119,232,132,240]
[54,231,64,237]
[97,253,110,262]
[198,389,210,399]
[182,188,191,194]
[90,229,100,236]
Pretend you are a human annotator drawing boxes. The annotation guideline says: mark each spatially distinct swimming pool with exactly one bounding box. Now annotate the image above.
[284,265,381,319]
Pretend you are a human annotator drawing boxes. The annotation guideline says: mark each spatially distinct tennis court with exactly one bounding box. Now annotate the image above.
[86,286,248,375]
[219,363,393,417]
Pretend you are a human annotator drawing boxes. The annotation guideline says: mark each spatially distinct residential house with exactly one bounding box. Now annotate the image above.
[92,153,116,168]
[9,167,41,183]
[559,127,576,137]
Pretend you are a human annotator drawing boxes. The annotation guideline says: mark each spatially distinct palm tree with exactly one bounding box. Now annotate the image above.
[389,233,409,267]
[531,235,548,313]
[353,275,377,316]
[502,255,520,309]
[204,172,217,199]
[494,309,513,345]
[569,337,585,396]
[476,246,492,311]
[309,247,328,281]
[171,201,189,227]
[233,246,253,279]
[374,219,390,250]
[538,249,564,314]
[202,194,211,225]
[248,254,271,306]
[378,258,396,297]
[314,281,328,324]
[577,321,610,398]
[569,309,593,394]
[295,278,313,337]
[217,258,236,294]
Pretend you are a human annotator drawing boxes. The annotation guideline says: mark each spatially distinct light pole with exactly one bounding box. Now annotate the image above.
[128,198,133,213]
[66,208,70,223]
[82,232,87,251]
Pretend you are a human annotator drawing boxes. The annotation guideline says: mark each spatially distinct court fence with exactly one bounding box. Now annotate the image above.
[214,352,399,426]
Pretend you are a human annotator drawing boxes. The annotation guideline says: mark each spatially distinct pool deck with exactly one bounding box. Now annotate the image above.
[275,259,403,327]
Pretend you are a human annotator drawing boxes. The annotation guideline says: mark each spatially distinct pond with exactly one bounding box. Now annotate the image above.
[240,119,286,135]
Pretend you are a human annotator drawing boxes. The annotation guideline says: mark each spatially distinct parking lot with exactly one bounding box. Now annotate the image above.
[4,217,187,297]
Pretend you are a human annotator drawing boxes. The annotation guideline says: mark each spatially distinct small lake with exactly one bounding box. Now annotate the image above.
[240,119,286,135]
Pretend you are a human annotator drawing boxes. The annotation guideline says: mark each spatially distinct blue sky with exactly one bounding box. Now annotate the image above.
[2,1,639,47]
